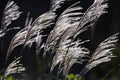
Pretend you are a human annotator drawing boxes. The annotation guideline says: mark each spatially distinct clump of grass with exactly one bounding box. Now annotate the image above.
[0,0,119,80]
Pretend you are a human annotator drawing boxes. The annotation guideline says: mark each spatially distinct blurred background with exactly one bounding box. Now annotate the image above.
[0,0,120,80]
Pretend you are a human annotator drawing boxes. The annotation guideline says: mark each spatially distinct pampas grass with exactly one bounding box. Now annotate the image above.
[0,0,119,80]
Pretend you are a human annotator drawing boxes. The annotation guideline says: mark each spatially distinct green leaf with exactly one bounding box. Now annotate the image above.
[6,76,13,80]
[66,74,84,80]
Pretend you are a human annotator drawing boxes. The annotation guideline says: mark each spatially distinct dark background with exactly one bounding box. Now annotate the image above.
[0,0,120,79]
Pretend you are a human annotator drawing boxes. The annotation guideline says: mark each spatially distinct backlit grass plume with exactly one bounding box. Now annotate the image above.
[0,0,119,80]
[0,0,22,38]
[4,57,25,79]
[50,0,110,76]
